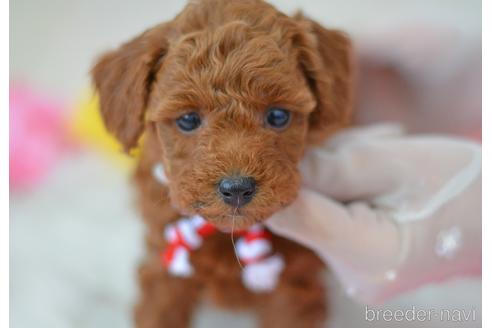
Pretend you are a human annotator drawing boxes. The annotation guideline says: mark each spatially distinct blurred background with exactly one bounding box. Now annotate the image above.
[10,0,481,327]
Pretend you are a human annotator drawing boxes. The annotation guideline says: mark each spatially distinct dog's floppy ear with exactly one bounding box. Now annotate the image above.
[91,23,172,152]
[294,15,353,144]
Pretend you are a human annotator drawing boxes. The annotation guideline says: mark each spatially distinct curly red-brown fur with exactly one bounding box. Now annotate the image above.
[92,0,352,326]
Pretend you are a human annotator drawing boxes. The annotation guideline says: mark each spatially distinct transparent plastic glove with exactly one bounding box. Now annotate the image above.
[266,124,481,304]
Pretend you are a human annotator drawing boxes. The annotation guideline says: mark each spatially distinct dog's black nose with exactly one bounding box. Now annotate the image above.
[218,176,256,207]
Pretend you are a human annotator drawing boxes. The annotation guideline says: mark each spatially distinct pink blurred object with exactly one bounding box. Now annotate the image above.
[10,83,71,191]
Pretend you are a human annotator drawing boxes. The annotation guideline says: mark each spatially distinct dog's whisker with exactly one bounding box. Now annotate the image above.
[230,199,243,269]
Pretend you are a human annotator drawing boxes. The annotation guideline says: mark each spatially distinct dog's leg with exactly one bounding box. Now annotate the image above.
[258,251,328,328]
[134,257,201,328]
[258,271,328,328]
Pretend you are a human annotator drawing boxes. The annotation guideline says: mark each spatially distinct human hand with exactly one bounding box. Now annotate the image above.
[267,125,481,303]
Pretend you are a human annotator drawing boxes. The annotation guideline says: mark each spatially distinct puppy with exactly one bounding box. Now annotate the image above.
[92,0,352,326]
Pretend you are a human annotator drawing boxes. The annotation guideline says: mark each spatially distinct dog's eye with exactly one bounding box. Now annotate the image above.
[265,107,291,129]
[176,112,201,132]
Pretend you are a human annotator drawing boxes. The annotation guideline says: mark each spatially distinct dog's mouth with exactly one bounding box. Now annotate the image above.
[179,185,297,230]
[171,181,278,230]
[190,202,280,231]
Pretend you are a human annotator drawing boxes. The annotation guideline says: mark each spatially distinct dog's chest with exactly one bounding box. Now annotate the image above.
[151,164,285,292]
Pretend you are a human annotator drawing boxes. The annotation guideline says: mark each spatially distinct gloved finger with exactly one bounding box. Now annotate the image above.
[266,189,401,268]
[299,132,481,204]
[299,136,405,201]
[320,124,405,150]
[266,189,345,251]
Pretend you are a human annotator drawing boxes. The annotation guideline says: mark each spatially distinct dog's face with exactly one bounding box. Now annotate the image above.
[92,0,352,229]
[150,22,315,228]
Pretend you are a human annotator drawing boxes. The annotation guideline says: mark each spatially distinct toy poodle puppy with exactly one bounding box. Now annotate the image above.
[92,0,352,326]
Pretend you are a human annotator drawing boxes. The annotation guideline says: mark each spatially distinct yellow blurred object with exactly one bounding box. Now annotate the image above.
[71,90,140,169]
